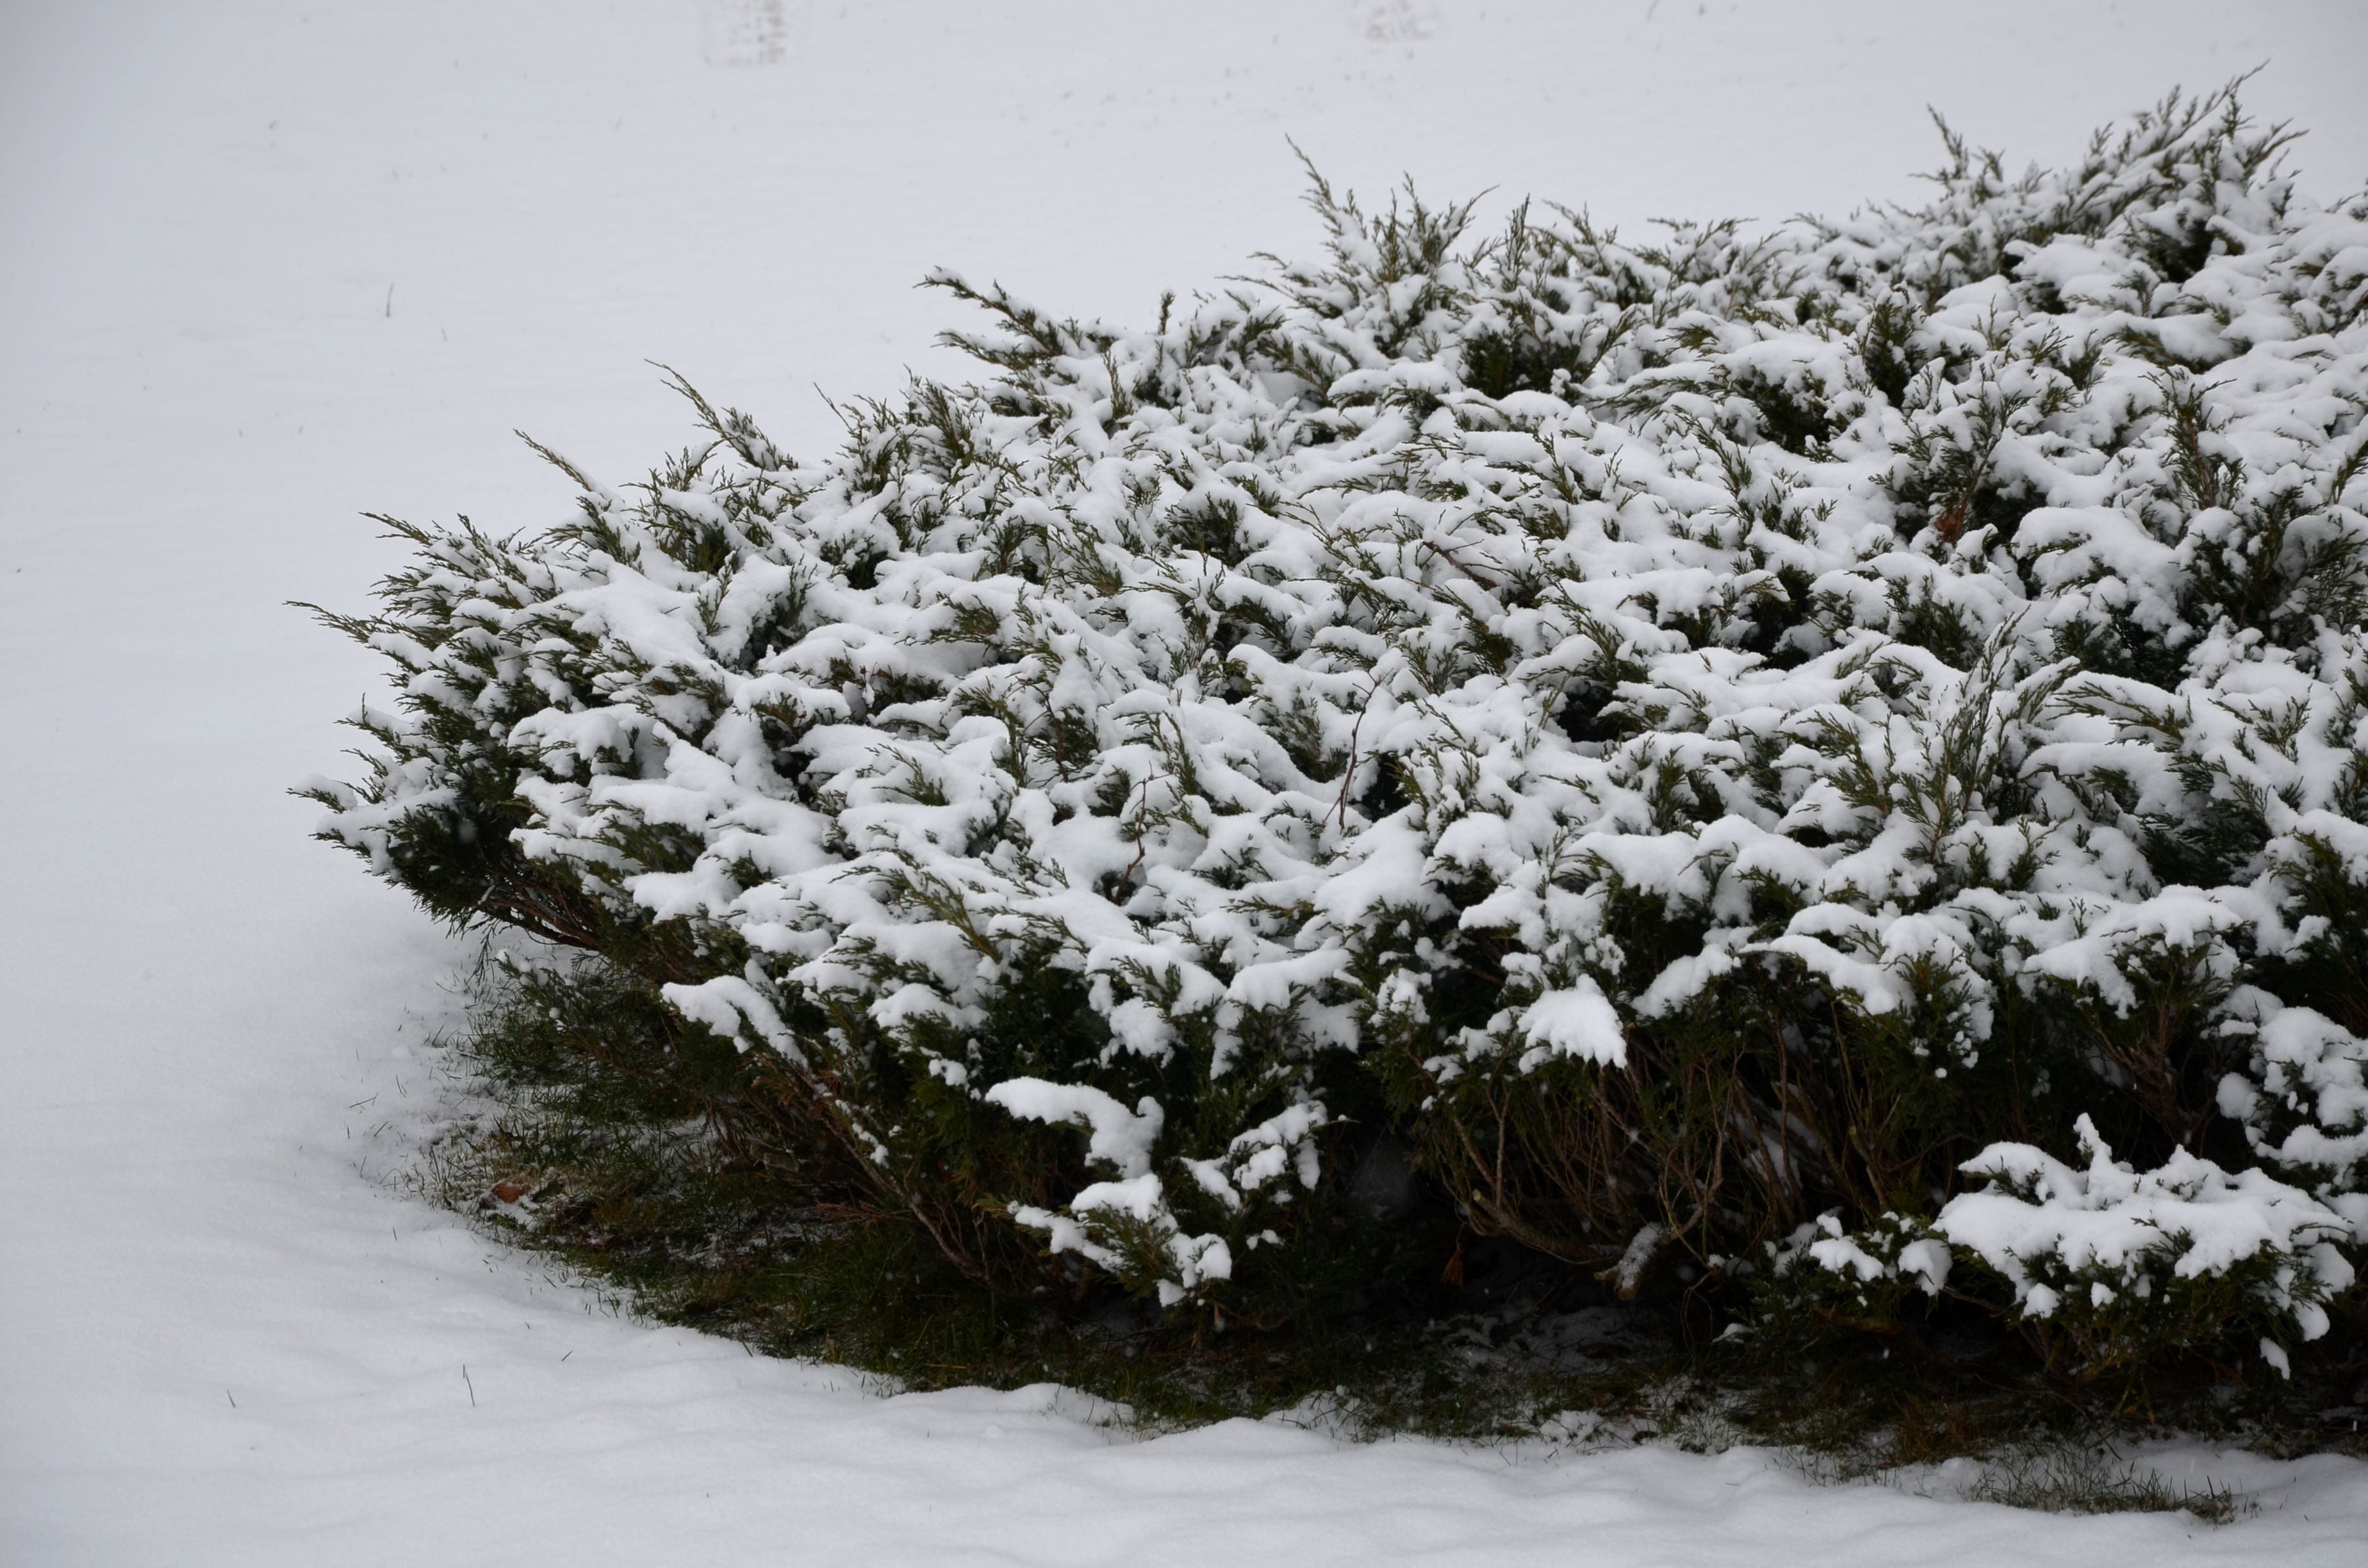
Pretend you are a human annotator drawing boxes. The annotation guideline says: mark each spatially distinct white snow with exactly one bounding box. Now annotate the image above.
[5,3,2368,1562]
[987,1079,1167,1179]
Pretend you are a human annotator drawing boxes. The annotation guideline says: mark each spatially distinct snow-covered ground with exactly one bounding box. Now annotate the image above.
[4,3,2367,1562]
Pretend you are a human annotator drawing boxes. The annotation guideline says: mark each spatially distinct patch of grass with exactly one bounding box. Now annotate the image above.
[408,945,2368,1490]
[1967,1443,2251,1522]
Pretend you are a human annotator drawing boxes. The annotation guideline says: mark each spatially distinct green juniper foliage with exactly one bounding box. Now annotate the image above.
[311,83,2368,1390]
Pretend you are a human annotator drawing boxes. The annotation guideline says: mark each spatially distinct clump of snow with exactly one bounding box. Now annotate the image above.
[1793,1210,1955,1298]
[2221,988,2368,1205]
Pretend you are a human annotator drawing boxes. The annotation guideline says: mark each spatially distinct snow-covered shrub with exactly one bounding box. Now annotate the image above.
[1775,1116,2355,1373]
[309,84,2368,1364]
[1939,1117,2354,1374]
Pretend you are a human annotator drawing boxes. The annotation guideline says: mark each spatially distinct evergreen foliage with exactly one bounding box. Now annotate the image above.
[309,83,2368,1384]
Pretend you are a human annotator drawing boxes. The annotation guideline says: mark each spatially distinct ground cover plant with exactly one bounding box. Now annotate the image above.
[311,82,2368,1462]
